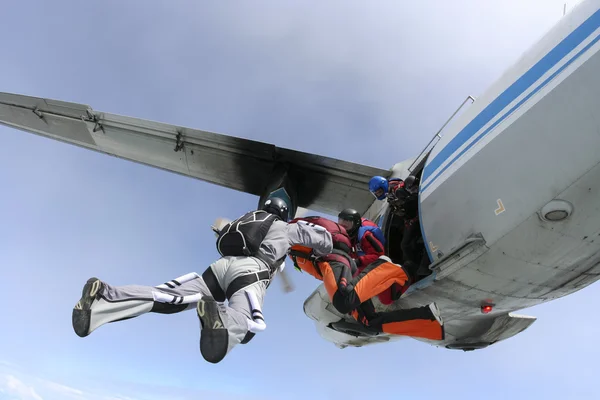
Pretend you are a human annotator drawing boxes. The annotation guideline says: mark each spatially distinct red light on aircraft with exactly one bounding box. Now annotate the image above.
[481,305,493,314]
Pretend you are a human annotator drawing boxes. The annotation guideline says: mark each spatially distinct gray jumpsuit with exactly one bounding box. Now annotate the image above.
[72,220,333,359]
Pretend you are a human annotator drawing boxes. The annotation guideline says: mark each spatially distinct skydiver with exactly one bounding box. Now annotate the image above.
[337,208,404,305]
[338,208,385,268]
[288,215,444,341]
[368,175,413,218]
[369,175,431,278]
[71,198,333,364]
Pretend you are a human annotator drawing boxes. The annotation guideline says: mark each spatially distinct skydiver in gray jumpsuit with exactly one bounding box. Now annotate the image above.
[71,198,333,364]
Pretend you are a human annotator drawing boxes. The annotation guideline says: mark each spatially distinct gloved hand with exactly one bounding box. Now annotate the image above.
[337,277,353,294]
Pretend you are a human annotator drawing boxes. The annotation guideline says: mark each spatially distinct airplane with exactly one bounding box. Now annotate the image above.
[2,0,600,352]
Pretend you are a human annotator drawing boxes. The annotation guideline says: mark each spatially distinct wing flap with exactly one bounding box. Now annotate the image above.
[0,92,91,119]
[0,99,96,147]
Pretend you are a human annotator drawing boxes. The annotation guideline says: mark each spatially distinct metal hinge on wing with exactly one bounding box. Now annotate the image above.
[32,107,44,119]
[174,130,184,152]
[81,109,105,133]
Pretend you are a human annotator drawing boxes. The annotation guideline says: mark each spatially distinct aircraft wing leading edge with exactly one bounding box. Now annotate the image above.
[0,92,389,215]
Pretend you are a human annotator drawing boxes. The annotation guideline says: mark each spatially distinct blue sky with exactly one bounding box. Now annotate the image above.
[0,1,598,399]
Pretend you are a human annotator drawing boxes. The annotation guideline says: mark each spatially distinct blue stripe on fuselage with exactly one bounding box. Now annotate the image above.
[420,8,600,194]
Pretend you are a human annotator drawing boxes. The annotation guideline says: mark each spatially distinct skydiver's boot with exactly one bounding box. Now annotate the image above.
[197,296,228,364]
[72,277,156,338]
[72,277,104,337]
[401,260,419,281]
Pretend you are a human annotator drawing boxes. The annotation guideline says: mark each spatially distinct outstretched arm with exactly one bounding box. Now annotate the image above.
[286,222,334,257]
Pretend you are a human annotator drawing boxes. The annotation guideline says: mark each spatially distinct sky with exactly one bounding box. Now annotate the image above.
[0,0,598,399]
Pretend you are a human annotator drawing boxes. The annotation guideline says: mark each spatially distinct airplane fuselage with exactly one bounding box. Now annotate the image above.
[305,0,600,350]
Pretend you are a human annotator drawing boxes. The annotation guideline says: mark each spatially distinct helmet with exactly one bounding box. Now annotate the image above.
[404,175,417,188]
[369,176,389,200]
[262,197,289,221]
[338,208,361,236]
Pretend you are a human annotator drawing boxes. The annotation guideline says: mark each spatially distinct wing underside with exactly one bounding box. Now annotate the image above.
[0,92,389,215]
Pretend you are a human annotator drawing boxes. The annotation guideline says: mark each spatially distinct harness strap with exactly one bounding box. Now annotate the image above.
[324,249,357,275]
[289,248,313,260]
[289,247,324,277]
[225,270,271,300]
[203,267,271,302]
[291,247,357,276]
[202,268,226,302]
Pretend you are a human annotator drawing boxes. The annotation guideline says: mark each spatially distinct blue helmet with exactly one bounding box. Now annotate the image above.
[369,176,388,200]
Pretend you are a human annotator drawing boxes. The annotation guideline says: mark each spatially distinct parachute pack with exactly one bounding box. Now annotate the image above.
[287,216,355,277]
[216,210,280,257]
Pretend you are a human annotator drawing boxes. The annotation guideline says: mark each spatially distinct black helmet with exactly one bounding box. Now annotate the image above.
[262,197,289,221]
[404,175,417,188]
[338,208,361,236]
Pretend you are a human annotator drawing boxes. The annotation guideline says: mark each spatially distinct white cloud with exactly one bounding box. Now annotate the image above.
[0,363,264,400]
[0,374,44,400]
[104,396,136,400]
[0,366,90,400]
[37,379,85,398]
[0,360,18,368]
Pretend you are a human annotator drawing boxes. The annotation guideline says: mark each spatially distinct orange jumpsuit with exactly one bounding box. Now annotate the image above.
[290,246,444,341]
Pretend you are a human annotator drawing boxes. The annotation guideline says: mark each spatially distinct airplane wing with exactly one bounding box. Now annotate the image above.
[0,92,389,215]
